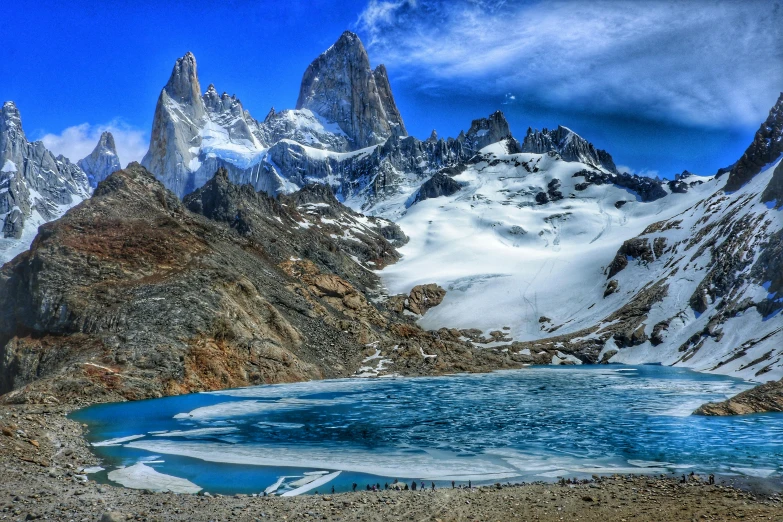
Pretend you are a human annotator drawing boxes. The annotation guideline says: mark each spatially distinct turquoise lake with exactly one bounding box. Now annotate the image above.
[71,365,783,495]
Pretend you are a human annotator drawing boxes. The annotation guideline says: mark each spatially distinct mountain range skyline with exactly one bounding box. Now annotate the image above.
[4,0,782,179]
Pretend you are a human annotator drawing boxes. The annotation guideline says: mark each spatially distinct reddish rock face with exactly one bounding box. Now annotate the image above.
[0,164,523,405]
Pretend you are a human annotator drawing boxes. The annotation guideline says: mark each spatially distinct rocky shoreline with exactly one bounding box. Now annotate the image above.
[695,378,783,415]
[1,403,782,522]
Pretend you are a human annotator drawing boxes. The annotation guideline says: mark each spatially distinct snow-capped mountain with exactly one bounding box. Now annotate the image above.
[521,125,617,173]
[78,131,122,187]
[0,101,91,264]
[140,33,524,203]
[379,94,783,383]
[8,27,776,386]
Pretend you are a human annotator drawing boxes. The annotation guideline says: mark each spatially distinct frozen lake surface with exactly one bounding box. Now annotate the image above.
[71,365,783,495]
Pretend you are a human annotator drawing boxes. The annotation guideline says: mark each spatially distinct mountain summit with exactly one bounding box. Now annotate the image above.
[521,125,617,173]
[78,131,121,187]
[0,101,90,263]
[141,51,210,196]
[296,31,407,149]
[724,92,783,192]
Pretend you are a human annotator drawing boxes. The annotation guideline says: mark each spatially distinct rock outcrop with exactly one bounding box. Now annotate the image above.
[724,92,783,192]
[460,111,515,154]
[694,378,783,415]
[413,173,462,203]
[78,131,122,187]
[521,126,617,173]
[0,101,91,264]
[573,169,668,202]
[296,31,407,149]
[407,284,447,315]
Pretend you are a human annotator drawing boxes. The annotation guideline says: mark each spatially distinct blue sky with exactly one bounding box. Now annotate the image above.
[4,0,782,178]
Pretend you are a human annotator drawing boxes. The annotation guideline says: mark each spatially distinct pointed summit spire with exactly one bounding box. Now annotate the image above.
[295,31,407,149]
[78,131,121,187]
[164,52,202,111]
[725,92,783,192]
[97,130,116,152]
[142,52,208,190]
[1,101,25,140]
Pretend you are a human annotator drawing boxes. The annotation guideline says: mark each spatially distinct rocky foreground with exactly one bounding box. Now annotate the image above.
[1,403,781,522]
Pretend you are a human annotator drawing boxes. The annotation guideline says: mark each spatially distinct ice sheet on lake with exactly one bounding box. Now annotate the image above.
[264,476,287,494]
[152,427,238,437]
[107,463,201,494]
[281,471,341,496]
[174,397,355,420]
[93,434,145,446]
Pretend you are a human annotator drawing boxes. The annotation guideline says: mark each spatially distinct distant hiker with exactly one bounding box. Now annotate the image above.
[680,475,686,483]
[431,482,436,491]
[384,483,389,490]
[452,480,455,489]
[709,474,715,485]
[352,483,357,492]
[376,483,381,490]
[331,485,335,494]
[404,484,409,490]
[314,490,318,495]
[421,481,425,491]
[412,481,417,491]
[468,480,472,489]
[366,484,371,491]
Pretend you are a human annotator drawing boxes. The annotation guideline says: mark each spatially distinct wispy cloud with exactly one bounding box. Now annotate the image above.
[357,0,783,128]
[38,121,147,167]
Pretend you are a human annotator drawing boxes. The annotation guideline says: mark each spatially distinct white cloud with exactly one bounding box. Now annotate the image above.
[617,165,659,178]
[357,0,783,129]
[38,121,148,167]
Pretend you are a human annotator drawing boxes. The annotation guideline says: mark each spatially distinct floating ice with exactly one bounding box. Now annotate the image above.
[107,463,201,494]
[281,471,341,497]
[93,434,145,447]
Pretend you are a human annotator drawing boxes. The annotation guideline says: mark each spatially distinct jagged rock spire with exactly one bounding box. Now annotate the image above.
[521,125,617,173]
[0,101,90,254]
[296,31,407,149]
[164,52,203,116]
[725,92,783,192]
[78,131,122,187]
[141,52,208,196]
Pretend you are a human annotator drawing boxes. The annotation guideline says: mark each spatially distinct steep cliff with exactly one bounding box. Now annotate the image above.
[0,102,91,264]
[296,31,407,149]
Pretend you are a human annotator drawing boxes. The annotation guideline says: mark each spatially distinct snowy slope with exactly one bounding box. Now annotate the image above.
[607,157,783,381]
[377,140,783,382]
[379,142,713,339]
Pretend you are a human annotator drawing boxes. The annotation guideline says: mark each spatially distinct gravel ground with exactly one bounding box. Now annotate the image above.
[1,404,781,522]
